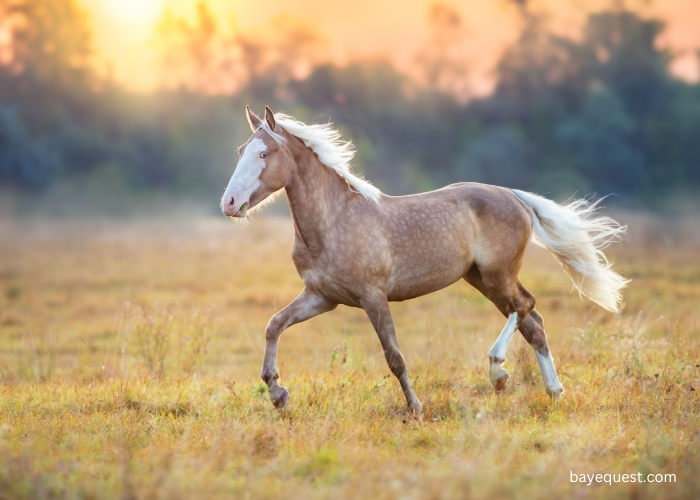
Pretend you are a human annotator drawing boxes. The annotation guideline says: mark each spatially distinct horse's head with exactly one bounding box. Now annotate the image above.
[221,106,293,218]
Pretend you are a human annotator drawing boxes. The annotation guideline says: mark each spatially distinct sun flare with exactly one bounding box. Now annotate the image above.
[101,0,166,24]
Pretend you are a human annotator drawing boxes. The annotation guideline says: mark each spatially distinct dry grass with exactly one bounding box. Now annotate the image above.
[0,214,699,499]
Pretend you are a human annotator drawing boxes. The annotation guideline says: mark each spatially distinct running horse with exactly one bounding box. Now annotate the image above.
[221,106,629,418]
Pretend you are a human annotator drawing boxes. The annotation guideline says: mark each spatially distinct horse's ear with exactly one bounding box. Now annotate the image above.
[264,106,277,130]
[246,105,262,132]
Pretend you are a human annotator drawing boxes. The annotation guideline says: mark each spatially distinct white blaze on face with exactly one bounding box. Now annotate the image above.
[222,138,267,216]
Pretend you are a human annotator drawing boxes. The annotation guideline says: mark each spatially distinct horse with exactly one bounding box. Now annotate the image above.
[221,106,629,418]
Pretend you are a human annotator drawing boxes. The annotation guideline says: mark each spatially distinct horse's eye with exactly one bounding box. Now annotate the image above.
[260,151,268,158]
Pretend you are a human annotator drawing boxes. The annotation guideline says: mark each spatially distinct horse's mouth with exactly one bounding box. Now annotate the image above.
[238,202,249,217]
[225,201,249,218]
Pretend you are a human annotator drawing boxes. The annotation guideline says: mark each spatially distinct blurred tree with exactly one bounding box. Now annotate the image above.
[556,86,645,194]
[583,11,674,119]
[0,0,92,83]
[289,61,465,191]
[0,0,95,133]
[0,105,58,188]
[467,7,693,199]
[414,3,471,98]
[456,126,530,188]
[157,2,240,94]
[0,0,104,191]
[157,2,324,97]
[0,1,698,206]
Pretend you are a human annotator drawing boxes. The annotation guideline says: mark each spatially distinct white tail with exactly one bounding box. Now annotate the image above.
[512,189,630,313]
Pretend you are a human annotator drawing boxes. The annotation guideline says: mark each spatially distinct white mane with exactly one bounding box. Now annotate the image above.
[261,113,382,203]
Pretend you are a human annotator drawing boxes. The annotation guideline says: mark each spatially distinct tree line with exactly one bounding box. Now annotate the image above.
[1,0,699,209]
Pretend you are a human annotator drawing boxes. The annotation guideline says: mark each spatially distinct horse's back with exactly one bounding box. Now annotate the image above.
[377,182,533,301]
[380,182,532,236]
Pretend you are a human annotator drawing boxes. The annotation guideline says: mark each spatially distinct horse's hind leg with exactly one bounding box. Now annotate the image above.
[465,267,564,397]
[481,270,534,393]
[519,310,564,397]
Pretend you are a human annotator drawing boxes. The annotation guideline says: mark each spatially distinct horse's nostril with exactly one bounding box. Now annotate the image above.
[228,196,234,207]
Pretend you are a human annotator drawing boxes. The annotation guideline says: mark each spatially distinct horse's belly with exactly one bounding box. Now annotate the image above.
[383,207,474,301]
[386,258,469,302]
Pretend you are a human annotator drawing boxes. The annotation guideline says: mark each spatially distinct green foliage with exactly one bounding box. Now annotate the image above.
[1,1,699,207]
[0,106,58,188]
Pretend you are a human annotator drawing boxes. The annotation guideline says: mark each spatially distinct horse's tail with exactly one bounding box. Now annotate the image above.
[512,189,629,313]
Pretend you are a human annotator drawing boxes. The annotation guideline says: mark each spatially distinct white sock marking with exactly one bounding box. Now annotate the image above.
[534,349,564,394]
[488,312,518,361]
[488,312,518,382]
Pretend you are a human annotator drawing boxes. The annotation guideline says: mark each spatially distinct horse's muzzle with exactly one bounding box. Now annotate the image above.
[221,196,248,218]
[222,196,247,217]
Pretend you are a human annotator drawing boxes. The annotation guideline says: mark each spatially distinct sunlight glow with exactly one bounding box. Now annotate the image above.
[101,0,166,24]
[84,0,700,92]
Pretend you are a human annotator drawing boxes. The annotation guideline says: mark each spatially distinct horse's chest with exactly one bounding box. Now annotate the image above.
[291,246,365,306]
[297,266,360,306]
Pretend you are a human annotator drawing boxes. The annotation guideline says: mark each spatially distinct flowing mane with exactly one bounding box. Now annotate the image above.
[259,113,382,203]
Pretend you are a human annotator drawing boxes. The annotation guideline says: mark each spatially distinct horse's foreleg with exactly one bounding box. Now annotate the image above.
[361,291,423,419]
[262,288,336,410]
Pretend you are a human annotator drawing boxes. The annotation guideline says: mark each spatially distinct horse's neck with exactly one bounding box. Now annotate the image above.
[284,151,353,253]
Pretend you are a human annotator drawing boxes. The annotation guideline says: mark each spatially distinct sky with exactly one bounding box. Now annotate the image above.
[82,0,700,94]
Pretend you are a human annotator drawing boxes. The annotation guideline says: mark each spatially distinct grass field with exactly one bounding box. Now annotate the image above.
[1,213,699,499]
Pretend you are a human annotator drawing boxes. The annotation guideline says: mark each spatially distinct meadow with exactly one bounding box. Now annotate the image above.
[0,212,699,499]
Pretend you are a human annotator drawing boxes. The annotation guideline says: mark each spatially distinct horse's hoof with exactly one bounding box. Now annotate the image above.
[548,388,564,401]
[270,385,289,411]
[408,402,424,422]
[492,373,509,394]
